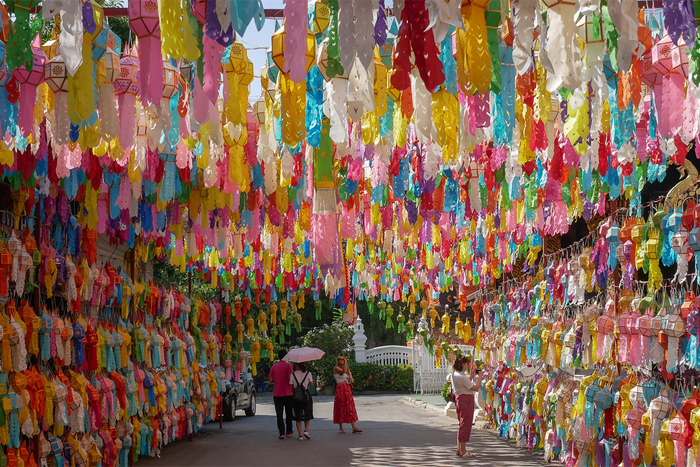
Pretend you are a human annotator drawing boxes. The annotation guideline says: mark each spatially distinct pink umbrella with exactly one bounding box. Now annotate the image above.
[283,347,326,363]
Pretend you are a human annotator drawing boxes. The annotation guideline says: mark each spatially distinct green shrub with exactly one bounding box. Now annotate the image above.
[302,321,354,386]
[348,362,413,392]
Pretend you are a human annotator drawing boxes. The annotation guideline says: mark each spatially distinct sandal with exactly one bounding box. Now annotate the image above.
[339,428,345,433]
[303,432,311,439]
[352,428,363,433]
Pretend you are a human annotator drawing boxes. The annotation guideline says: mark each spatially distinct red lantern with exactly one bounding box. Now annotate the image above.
[11,34,46,136]
[129,0,163,106]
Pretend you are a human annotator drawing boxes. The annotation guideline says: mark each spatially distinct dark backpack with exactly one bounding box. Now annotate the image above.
[292,372,309,403]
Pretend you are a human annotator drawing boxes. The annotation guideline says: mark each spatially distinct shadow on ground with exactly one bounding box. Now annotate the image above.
[135,395,546,467]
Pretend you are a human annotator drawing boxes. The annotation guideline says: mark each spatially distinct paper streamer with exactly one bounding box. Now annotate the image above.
[512,0,539,75]
[545,2,583,93]
[607,0,639,72]
[283,0,308,83]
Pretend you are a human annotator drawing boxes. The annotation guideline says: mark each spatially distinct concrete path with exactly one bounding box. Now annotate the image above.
[136,394,546,466]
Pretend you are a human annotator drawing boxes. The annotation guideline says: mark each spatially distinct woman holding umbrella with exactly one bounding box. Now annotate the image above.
[290,362,314,440]
[284,348,324,441]
[333,355,362,433]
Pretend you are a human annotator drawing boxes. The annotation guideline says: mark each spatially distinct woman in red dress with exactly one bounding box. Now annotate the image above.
[333,355,362,433]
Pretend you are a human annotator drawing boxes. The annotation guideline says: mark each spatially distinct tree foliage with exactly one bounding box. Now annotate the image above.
[356,299,408,348]
[153,261,219,302]
[302,319,354,387]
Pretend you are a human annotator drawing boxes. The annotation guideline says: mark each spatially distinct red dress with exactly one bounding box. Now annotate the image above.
[333,378,358,424]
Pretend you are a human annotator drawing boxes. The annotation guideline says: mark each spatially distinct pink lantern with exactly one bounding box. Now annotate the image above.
[596,303,615,363]
[114,44,139,96]
[649,32,688,137]
[617,310,633,364]
[129,0,163,106]
[662,310,685,371]
[652,32,675,75]
[114,45,140,150]
[11,34,46,136]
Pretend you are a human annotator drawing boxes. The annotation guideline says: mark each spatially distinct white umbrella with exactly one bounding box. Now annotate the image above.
[283,347,325,363]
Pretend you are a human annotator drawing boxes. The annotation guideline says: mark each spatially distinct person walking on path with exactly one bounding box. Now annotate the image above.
[290,362,314,441]
[448,355,483,458]
[333,355,362,434]
[269,350,294,439]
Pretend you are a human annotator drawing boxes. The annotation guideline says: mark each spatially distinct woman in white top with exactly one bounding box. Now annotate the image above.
[447,355,483,457]
[290,362,315,441]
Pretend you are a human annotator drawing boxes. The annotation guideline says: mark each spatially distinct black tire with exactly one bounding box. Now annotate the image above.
[244,393,256,417]
[223,396,237,421]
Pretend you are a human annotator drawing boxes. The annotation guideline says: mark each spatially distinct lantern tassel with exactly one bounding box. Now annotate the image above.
[118,93,137,150]
[667,335,680,372]
[139,37,164,107]
[17,83,38,137]
[53,92,70,145]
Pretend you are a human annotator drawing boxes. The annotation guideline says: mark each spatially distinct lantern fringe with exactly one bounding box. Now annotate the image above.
[98,84,119,141]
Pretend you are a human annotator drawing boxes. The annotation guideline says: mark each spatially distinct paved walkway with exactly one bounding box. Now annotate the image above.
[137,394,546,466]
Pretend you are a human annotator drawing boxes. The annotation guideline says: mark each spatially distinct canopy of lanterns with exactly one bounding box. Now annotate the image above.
[0,0,695,310]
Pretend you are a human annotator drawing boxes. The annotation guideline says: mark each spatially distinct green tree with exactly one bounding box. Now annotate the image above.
[356,299,408,348]
[152,261,219,302]
[302,319,354,387]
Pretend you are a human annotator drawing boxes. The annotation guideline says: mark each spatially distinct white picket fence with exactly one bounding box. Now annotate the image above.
[366,345,413,366]
[353,318,472,394]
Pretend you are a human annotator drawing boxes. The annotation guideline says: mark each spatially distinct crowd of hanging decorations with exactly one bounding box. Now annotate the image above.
[2,0,700,464]
[0,224,228,466]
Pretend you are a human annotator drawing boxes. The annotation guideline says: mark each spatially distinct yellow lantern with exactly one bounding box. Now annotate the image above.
[228,41,248,73]
[271,24,316,75]
[253,99,265,124]
[313,1,330,35]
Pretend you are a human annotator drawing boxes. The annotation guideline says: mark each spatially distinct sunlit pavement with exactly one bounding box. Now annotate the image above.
[136,394,546,466]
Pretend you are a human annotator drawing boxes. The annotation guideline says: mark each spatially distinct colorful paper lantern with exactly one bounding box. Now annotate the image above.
[11,35,46,136]
[129,0,163,106]
[271,24,317,80]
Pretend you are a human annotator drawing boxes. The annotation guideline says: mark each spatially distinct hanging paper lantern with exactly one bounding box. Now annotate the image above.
[253,99,265,124]
[129,0,163,106]
[97,46,121,140]
[672,228,689,283]
[312,1,329,35]
[113,45,140,150]
[162,60,178,99]
[662,310,685,372]
[271,24,317,80]
[45,54,70,145]
[11,34,46,136]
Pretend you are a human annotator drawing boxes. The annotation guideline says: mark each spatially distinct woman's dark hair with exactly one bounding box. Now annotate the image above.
[296,362,307,372]
[453,356,465,372]
[278,349,287,360]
